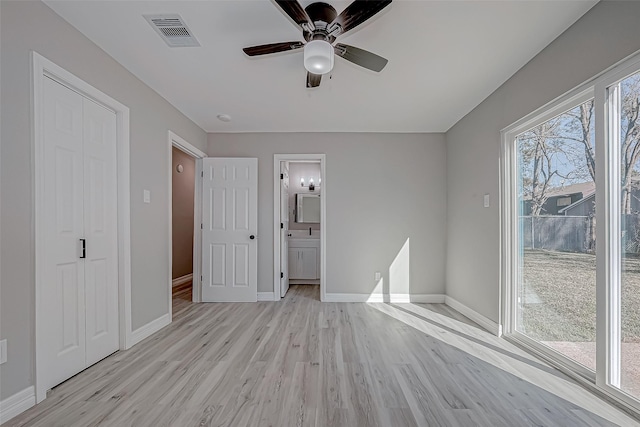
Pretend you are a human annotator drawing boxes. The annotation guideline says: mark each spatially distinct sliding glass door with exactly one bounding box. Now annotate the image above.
[503,53,640,411]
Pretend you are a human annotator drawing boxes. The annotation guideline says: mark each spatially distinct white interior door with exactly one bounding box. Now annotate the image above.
[82,98,119,367]
[42,76,87,388]
[201,158,258,302]
[280,162,290,297]
[41,77,119,390]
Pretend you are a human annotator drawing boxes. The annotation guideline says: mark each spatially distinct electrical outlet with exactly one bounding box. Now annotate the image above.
[0,340,7,365]
[374,272,381,281]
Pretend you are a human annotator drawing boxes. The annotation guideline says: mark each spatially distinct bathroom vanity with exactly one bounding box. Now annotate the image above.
[288,231,320,283]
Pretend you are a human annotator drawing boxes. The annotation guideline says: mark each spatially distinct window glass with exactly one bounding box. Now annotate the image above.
[516,99,596,370]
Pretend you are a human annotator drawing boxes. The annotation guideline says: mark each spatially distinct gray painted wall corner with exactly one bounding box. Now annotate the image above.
[444,0,640,324]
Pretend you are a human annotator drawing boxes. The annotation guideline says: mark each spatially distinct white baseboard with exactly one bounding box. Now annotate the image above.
[130,313,171,347]
[403,294,446,303]
[172,273,193,288]
[323,293,446,303]
[258,292,276,301]
[0,386,35,424]
[444,296,502,336]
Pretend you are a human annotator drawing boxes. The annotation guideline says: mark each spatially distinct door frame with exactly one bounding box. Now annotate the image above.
[273,154,326,301]
[167,131,206,306]
[32,52,131,403]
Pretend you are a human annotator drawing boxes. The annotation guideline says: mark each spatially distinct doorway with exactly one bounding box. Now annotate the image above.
[273,154,326,302]
[168,131,205,316]
[171,146,196,310]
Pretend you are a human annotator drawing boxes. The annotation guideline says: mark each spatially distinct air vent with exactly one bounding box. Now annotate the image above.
[144,14,200,48]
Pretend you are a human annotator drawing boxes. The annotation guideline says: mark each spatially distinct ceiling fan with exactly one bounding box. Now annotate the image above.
[243,0,392,88]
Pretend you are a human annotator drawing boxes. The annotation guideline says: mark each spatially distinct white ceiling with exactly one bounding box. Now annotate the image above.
[44,0,597,133]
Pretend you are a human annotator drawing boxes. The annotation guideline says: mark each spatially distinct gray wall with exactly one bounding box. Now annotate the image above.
[208,133,447,296]
[0,1,207,399]
[445,1,640,325]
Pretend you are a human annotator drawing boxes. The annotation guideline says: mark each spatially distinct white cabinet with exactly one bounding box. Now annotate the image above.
[289,247,318,279]
[288,238,320,280]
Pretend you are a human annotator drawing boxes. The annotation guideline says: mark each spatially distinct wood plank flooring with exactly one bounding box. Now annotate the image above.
[6,285,640,426]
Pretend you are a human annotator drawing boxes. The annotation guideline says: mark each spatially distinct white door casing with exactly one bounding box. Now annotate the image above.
[41,77,119,391]
[201,158,258,302]
[280,162,290,297]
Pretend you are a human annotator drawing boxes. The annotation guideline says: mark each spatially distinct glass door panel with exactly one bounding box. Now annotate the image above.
[516,99,596,370]
[616,70,640,399]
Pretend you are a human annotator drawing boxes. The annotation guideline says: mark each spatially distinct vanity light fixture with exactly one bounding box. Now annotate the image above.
[300,176,320,191]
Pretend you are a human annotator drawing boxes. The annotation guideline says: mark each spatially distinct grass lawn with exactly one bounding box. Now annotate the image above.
[520,249,640,343]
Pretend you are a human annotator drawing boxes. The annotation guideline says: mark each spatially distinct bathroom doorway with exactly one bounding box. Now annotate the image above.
[273,154,326,302]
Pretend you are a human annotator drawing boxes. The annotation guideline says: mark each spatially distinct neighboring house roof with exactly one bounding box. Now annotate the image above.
[522,181,595,201]
[545,181,595,198]
[558,193,595,214]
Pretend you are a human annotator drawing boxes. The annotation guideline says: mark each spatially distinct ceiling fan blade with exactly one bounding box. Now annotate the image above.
[306,72,322,88]
[332,0,392,35]
[334,43,388,72]
[243,41,304,56]
[274,0,315,31]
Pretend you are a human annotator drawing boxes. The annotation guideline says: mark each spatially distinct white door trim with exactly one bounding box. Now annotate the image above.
[168,131,206,307]
[273,154,326,302]
[32,51,131,403]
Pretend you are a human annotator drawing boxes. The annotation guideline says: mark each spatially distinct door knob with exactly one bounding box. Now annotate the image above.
[250,235,255,240]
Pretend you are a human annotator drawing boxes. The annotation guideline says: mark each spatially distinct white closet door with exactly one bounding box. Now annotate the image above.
[83,98,119,366]
[41,77,119,392]
[201,158,258,302]
[42,77,87,388]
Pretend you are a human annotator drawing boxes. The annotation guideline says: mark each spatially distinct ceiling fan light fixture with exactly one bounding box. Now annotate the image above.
[304,40,334,74]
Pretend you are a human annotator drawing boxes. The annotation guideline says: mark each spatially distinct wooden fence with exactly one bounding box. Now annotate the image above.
[520,214,640,253]
[520,216,594,253]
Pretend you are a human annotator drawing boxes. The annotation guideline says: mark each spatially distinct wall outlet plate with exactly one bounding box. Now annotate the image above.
[0,339,7,365]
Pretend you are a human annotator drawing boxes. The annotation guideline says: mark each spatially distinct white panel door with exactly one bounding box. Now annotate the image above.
[280,162,290,298]
[41,77,119,392]
[42,77,87,388]
[202,158,258,302]
[82,98,119,366]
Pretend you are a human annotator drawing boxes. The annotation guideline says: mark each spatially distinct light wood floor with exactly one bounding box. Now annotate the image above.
[6,285,640,426]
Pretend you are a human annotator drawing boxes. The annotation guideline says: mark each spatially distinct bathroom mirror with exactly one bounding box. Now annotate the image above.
[295,193,320,223]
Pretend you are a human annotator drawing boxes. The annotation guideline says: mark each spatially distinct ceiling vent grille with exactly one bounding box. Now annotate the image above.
[144,14,200,47]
